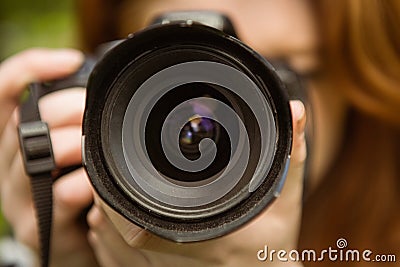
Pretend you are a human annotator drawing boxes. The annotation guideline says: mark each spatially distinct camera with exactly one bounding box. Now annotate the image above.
[19,11,295,243]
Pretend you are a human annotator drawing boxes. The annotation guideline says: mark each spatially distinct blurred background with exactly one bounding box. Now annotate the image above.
[0,1,77,264]
[0,0,78,61]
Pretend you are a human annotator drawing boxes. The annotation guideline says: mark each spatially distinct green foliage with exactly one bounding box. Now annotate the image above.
[0,0,77,60]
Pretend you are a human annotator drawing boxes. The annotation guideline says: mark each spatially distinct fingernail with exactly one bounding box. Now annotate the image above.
[291,100,305,121]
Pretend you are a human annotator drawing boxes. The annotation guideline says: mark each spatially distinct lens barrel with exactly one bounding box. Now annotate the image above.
[82,22,292,242]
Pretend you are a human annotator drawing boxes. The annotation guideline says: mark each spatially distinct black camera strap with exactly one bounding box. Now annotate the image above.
[16,57,95,267]
[18,83,55,267]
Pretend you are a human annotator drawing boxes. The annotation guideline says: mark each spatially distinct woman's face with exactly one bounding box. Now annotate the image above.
[120,0,318,73]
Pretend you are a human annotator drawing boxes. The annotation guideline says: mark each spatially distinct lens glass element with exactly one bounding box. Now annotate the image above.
[145,82,234,184]
[107,61,277,218]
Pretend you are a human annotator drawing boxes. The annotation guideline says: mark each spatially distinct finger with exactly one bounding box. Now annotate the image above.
[2,124,83,207]
[289,100,307,166]
[271,100,306,200]
[0,110,19,173]
[94,195,153,248]
[87,231,120,267]
[10,204,38,250]
[4,152,32,213]
[51,126,82,168]
[53,168,93,222]
[87,206,210,267]
[0,49,83,134]
[0,49,83,102]
[271,100,306,203]
[87,205,151,267]
[1,89,84,182]
[256,100,306,228]
[1,115,83,185]
[1,87,85,179]
[2,123,84,225]
[3,159,91,227]
[39,88,86,129]
[1,124,82,224]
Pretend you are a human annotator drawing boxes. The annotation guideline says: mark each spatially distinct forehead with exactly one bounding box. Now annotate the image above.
[118,0,317,71]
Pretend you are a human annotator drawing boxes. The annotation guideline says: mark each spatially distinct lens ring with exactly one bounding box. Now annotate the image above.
[117,61,276,213]
[84,22,293,241]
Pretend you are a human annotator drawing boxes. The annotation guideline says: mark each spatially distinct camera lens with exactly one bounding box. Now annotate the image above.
[113,60,273,213]
[145,82,234,184]
[178,106,221,161]
[179,116,219,160]
[83,22,292,242]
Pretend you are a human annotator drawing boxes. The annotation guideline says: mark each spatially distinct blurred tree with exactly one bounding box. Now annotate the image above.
[0,0,78,60]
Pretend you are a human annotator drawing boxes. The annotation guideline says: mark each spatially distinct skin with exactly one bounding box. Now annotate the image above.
[0,0,344,266]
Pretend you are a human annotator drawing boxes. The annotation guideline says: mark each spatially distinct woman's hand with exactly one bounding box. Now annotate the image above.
[87,100,307,267]
[0,49,98,267]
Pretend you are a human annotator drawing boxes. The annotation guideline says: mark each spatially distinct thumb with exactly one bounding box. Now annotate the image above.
[268,100,306,213]
[53,168,93,222]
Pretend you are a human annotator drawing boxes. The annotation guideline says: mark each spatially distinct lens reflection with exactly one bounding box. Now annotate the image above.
[145,82,234,183]
[180,113,219,161]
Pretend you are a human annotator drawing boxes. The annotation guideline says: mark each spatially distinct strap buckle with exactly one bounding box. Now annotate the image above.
[18,121,56,175]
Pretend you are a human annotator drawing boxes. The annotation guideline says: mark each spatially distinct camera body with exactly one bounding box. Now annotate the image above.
[20,11,297,242]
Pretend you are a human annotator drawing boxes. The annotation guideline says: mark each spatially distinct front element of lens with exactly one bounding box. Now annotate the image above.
[107,59,275,217]
[146,82,230,183]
